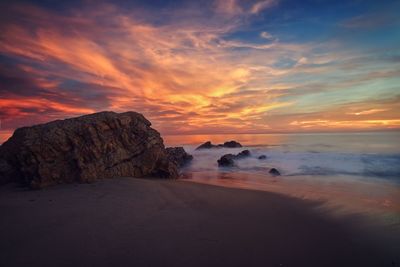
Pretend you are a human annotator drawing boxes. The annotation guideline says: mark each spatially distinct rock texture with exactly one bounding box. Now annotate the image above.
[217,150,251,167]
[196,140,242,150]
[166,147,193,167]
[0,111,188,188]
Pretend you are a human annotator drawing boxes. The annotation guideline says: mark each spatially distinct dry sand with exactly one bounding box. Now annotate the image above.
[0,177,398,267]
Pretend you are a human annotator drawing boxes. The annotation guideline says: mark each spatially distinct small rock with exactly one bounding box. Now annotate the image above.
[269,168,281,176]
[222,141,242,148]
[195,141,214,150]
[196,140,243,150]
[258,155,267,160]
[217,150,251,167]
[236,150,251,158]
[217,154,236,167]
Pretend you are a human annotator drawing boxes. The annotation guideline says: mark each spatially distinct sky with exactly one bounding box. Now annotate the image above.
[0,0,399,142]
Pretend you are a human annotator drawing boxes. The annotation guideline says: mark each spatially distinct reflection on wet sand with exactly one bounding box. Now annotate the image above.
[183,171,400,225]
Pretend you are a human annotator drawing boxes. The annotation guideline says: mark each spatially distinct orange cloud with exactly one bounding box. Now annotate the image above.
[290,119,400,129]
[0,98,94,115]
[0,1,399,144]
[350,109,387,116]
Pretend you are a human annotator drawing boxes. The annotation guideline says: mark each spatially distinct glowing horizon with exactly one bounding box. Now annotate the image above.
[1,0,399,143]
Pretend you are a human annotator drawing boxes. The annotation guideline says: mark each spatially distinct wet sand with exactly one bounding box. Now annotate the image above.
[0,177,398,267]
[184,171,400,217]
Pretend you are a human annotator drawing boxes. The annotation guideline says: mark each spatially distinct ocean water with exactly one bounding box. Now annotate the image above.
[164,132,400,220]
[165,131,400,180]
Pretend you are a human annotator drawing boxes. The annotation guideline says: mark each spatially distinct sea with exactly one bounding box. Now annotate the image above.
[164,131,400,225]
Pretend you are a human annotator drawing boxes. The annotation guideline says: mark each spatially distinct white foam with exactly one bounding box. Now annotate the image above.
[182,145,400,180]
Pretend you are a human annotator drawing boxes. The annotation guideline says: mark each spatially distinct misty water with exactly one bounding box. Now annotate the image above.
[165,131,400,226]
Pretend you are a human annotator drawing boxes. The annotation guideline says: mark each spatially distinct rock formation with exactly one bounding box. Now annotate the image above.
[166,147,193,167]
[217,150,251,167]
[0,111,191,188]
[196,140,242,150]
[258,155,267,160]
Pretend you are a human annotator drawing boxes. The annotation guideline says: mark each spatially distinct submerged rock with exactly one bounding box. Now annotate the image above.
[217,150,251,167]
[269,168,281,176]
[258,155,267,160]
[0,111,183,188]
[196,140,242,150]
[166,147,193,167]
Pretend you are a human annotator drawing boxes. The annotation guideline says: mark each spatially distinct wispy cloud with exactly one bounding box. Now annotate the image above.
[214,0,243,16]
[349,109,387,116]
[260,31,274,40]
[0,1,399,142]
[250,0,278,14]
[214,0,278,16]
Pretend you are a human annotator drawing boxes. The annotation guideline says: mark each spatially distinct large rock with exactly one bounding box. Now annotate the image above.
[166,147,193,167]
[196,140,242,150]
[0,111,183,188]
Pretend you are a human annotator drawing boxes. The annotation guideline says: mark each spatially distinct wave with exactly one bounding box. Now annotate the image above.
[182,145,400,180]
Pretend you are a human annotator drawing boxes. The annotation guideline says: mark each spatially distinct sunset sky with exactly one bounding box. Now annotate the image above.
[0,0,399,142]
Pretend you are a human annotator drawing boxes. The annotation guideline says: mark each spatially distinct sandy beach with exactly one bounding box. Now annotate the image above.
[0,177,397,267]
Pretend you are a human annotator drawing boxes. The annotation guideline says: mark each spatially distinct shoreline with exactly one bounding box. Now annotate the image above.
[182,170,400,216]
[0,177,398,267]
